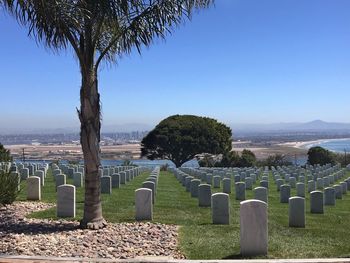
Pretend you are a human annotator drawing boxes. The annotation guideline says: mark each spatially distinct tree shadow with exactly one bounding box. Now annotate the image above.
[222,253,244,259]
[198,222,213,226]
[223,254,268,259]
[0,220,79,235]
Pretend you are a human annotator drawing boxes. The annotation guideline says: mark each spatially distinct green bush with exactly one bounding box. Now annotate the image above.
[257,154,293,168]
[199,150,257,168]
[307,146,336,165]
[0,143,12,162]
[0,170,20,206]
[237,149,257,167]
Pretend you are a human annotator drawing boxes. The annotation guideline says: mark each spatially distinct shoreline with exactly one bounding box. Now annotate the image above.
[279,137,350,150]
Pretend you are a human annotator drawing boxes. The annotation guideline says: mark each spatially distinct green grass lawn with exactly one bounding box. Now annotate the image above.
[18,169,350,259]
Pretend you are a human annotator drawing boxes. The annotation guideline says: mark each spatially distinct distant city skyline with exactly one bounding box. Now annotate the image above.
[0,119,350,135]
[1,0,349,131]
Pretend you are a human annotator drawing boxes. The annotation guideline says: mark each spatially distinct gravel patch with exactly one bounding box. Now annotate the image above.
[0,202,184,259]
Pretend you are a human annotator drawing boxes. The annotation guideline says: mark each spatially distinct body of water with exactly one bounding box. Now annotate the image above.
[302,138,350,153]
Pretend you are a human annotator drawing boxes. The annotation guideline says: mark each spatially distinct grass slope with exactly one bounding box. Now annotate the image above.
[18,169,350,259]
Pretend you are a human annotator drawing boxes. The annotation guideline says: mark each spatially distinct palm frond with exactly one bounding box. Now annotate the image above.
[95,0,214,67]
[3,0,214,69]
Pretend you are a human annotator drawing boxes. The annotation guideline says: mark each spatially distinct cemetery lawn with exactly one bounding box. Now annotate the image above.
[19,170,350,259]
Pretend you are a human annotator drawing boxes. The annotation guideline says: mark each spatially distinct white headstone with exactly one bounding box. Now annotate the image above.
[254,187,268,203]
[101,176,112,194]
[57,184,76,218]
[27,176,41,201]
[324,187,335,206]
[35,170,45,186]
[240,199,268,256]
[190,179,201,197]
[310,191,324,214]
[73,172,83,187]
[135,188,153,221]
[142,181,155,204]
[289,196,305,227]
[212,193,230,225]
[223,178,231,194]
[198,184,211,207]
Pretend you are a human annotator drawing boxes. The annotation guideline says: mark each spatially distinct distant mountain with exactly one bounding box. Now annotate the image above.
[232,120,350,132]
[293,120,350,130]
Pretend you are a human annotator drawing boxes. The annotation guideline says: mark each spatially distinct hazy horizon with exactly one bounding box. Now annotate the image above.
[1,119,350,135]
[1,0,349,130]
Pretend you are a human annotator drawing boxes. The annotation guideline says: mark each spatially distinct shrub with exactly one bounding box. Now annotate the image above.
[307,146,336,165]
[258,154,293,168]
[0,170,20,206]
[160,163,169,171]
[333,152,350,167]
[0,143,11,162]
[237,149,257,167]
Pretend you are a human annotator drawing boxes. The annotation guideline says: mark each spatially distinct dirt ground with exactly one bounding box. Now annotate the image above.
[6,144,141,161]
[6,142,307,161]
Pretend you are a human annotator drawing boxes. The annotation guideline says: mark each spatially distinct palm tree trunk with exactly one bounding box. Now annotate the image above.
[78,67,107,230]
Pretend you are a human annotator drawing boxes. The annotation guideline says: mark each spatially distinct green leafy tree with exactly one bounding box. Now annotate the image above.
[238,149,256,167]
[0,143,11,162]
[307,146,336,165]
[141,115,232,167]
[3,0,213,229]
[0,170,20,206]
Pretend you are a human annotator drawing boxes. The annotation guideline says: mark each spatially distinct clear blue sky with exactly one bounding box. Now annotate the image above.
[1,0,349,132]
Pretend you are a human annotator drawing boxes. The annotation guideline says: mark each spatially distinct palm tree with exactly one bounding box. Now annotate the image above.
[3,0,213,229]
